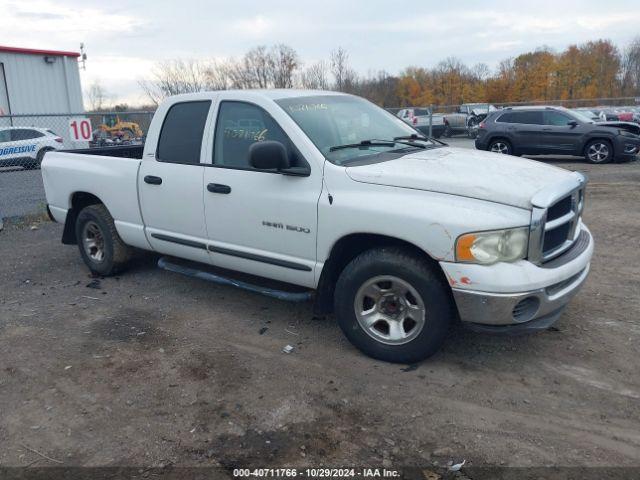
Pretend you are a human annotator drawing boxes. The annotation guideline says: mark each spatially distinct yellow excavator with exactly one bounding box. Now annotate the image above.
[95,115,144,141]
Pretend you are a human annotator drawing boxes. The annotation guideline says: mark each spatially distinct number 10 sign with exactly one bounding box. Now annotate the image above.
[69,118,92,141]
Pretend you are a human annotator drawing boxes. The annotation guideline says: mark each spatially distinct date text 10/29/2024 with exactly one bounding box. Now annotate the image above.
[233,468,401,478]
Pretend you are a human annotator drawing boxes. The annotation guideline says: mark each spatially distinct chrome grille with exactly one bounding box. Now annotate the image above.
[528,173,587,265]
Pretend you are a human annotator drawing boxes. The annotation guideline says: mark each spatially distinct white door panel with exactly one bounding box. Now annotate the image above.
[138,161,209,264]
[204,168,320,287]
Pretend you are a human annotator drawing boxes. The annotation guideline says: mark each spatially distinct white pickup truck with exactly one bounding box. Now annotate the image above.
[42,90,593,363]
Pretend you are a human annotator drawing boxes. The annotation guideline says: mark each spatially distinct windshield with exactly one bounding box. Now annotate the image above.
[276,95,434,165]
[568,109,595,123]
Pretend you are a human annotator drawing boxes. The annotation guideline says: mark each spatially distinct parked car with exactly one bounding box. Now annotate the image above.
[443,103,498,138]
[475,106,640,164]
[572,108,600,121]
[610,108,635,122]
[42,90,593,363]
[590,108,620,121]
[396,108,446,138]
[0,127,63,169]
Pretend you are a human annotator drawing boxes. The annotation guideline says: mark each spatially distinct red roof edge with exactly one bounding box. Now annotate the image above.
[0,45,80,58]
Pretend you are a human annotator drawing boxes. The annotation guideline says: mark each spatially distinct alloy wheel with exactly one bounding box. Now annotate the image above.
[490,142,509,154]
[587,143,609,163]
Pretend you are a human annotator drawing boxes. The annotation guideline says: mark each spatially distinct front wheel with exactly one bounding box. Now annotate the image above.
[75,204,133,276]
[584,140,613,164]
[334,247,454,363]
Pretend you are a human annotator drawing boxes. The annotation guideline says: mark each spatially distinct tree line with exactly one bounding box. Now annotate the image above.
[92,38,640,110]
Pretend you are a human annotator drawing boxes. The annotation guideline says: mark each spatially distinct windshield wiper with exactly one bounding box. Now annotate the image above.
[329,139,395,152]
[394,134,446,146]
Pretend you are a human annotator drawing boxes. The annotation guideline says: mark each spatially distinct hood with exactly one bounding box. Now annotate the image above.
[595,121,640,136]
[345,147,576,209]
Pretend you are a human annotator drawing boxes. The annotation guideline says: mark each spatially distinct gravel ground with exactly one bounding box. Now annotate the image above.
[0,153,639,476]
[0,167,46,219]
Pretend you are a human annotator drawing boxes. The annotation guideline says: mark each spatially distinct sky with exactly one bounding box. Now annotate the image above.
[2,0,639,106]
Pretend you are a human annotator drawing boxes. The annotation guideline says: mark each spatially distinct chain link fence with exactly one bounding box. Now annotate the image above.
[0,111,154,171]
[1,98,639,221]
[387,96,640,140]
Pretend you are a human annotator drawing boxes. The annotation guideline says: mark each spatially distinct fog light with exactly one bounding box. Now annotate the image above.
[512,297,540,323]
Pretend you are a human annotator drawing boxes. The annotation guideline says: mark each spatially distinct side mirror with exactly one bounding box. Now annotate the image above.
[568,120,578,128]
[249,141,290,171]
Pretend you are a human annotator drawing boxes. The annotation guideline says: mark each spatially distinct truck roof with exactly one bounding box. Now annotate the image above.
[166,89,349,103]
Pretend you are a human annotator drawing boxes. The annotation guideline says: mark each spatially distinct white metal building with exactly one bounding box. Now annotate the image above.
[0,45,84,116]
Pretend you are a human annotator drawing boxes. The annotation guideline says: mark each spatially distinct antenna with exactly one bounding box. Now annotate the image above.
[79,43,87,70]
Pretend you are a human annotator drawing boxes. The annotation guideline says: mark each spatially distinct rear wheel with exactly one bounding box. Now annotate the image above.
[584,140,613,164]
[334,247,454,363]
[75,204,133,276]
[489,138,512,155]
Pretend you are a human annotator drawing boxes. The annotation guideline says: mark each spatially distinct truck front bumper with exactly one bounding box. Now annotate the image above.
[440,225,593,333]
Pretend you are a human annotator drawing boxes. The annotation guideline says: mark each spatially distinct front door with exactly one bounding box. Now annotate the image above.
[203,100,322,287]
[540,110,582,154]
[138,100,212,264]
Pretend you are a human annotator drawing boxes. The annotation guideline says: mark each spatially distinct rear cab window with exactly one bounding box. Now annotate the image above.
[157,101,211,164]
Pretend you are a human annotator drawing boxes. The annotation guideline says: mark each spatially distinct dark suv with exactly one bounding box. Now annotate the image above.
[475,106,640,164]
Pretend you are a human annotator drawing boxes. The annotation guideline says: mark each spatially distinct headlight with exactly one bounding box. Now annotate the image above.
[455,227,529,265]
[619,129,638,138]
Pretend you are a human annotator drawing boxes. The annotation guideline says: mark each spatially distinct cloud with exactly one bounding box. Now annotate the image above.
[229,15,274,37]
[0,0,142,43]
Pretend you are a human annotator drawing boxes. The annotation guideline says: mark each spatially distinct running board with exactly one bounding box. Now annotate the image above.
[157,257,313,303]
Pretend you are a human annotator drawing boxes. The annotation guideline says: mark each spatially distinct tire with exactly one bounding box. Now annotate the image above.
[488,138,512,155]
[75,204,133,276]
[334,247,454,363]
[584,139,613,164]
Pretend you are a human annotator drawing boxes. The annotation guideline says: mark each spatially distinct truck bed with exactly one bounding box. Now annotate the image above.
[41,151,146,249]
[62,144,144,159]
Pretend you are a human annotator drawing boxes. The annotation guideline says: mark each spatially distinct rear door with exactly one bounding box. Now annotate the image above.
[496,111,544,153]
[540,110,582,154]
[138,100,213,264]
[11,129,43,160]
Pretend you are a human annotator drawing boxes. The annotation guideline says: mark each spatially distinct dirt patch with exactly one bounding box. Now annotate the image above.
[0,159,639,471]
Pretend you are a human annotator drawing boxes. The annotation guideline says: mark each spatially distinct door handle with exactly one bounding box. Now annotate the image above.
[144,175,162,185]
[207,183,231,194]
[542,128,552,131]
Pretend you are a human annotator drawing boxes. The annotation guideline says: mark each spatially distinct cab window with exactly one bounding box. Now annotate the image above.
[157,101,211,164]
[213,101,300,170]
[0,130,10,143]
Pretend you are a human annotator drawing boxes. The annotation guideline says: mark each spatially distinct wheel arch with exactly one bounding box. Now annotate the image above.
[313,233,447,316]
[62,191,105,244]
